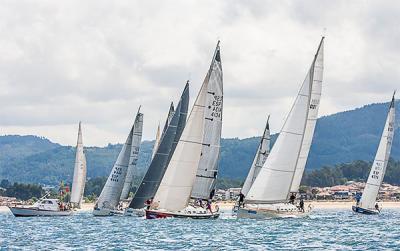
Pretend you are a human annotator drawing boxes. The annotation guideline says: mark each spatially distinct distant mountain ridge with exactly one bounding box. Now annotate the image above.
[0,100,399,184]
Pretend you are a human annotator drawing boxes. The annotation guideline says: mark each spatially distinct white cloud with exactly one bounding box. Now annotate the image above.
[0,0,398,146]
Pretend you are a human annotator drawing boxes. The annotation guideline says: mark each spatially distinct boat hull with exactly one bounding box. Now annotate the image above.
[237,203,311,219]
[146,209,220,219]
[124,208,145,217]
[352,206,379,215]
[92,208,125,216]
[8,207,73,217]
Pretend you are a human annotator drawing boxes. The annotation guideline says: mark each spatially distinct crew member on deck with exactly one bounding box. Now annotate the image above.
[289,193,296,204]
[145,197,153,210]
[299,198,305,212]
[238,193,245,207]
[375,203,380,212]
[355,193,361,206]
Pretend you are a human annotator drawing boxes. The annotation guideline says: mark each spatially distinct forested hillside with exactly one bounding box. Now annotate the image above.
[0,100,399,185]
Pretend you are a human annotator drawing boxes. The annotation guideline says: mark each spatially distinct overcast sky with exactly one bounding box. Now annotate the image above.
[0,1,399,146]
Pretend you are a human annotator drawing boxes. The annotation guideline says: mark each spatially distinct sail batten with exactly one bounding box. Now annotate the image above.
[70,122,87,208]
[359,94,395,209]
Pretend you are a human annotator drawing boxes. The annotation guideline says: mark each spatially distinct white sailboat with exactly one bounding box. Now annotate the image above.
[120,108,144,200]
[241,117,271,197]
[70,122,87,208]
[93,109,143,216]
[146,41,223,219]
[237,37,324,219]
[353,93,396,214]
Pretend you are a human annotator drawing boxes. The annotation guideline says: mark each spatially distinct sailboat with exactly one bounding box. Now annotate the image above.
[120,108,144,201]
[124,83,189,216]
[237,37,324,219]
[146,41,223,219]
[241,117,271,198]
[352,93,396,215]
[70,122,87,209]
[93,108,143,216]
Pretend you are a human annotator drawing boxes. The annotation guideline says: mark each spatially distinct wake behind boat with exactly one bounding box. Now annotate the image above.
[8,198,72,217]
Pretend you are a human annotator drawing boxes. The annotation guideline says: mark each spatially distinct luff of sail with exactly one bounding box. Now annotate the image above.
[241,117,271,196]
[128,83,189,209]
[245,56,312,204]
[162,102,175,135]
[359,94,396,210]
[120,110,144,200]
[290,37,324,193]
[153,42,223,211]
[95,120,135,211]
[151,123,161,160]
[70,122,87,208]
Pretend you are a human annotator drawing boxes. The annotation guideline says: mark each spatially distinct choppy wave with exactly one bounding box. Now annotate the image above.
[1,208,400,250]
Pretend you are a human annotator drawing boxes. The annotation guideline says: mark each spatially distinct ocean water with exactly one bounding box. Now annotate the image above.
[1,208,400,250]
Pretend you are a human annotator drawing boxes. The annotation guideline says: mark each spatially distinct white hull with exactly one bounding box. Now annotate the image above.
[9,206,73,217]
[92,208,125,217]
[124,208,145,217]
[237,203,312,219]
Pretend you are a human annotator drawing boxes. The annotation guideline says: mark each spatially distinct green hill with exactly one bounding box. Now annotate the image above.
[0,100,398,185]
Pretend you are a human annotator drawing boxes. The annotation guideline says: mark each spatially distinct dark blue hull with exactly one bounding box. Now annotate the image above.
[352,206,379,215]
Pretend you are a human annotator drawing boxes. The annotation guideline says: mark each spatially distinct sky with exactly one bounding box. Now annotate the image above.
[0,0,399,146]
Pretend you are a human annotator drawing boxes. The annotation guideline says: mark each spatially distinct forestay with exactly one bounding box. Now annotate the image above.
[70,122,87,208]
[359,94,396,209]
[241,117,271,196]
[95,120,135,210]
[128,84,189,209]
[153,42,223,211]
[120,110,144,200]
[245,53,313,204]
[290,37,324,193]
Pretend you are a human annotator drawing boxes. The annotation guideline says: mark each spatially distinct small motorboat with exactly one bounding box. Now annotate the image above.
[145,206,220,219]
[8,199,73,217]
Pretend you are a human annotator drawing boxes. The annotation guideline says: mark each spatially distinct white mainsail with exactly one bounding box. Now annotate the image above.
[95,118,136,211]
[245,46,316,204]
[120,110,144,200]
[359,94,395,210]
[290,38,324,193]
[151,123,161,160]
[241,117,271,196]
[153,42,223,211]
[70,122,87,207]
